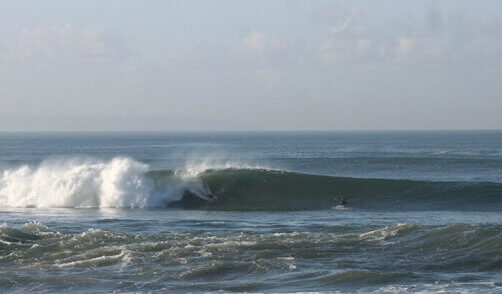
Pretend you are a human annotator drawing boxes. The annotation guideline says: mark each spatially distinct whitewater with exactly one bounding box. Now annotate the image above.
[0,131,501,293]
[0,157,276,208]
[0,157,199,208]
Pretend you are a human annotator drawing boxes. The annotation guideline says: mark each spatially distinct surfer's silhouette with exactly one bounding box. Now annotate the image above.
[206,194,216,204]
[338,197,347,206]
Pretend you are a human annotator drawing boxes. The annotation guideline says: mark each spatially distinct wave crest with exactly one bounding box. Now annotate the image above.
[0,157,201,208]
[1,157,502,210]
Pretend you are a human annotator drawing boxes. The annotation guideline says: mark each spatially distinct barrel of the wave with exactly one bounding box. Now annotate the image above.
[156,168,502,211]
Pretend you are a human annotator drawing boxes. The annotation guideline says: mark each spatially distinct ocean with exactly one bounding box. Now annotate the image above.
[0,131,501,293]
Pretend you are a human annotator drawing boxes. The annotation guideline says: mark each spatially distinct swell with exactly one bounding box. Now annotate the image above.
[1,157,501,211]
[172,169,502,211]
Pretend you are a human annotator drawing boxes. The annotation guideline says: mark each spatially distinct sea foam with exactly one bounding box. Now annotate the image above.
[0,157,196,208]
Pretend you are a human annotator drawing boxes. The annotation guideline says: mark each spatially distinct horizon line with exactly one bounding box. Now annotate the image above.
[1,129,501,133]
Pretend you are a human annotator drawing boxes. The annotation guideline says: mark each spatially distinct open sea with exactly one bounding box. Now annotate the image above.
[0,131,501,293]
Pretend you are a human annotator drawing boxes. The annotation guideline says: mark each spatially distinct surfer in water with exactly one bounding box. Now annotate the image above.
[206,194,216,204]
[338,197,347,206]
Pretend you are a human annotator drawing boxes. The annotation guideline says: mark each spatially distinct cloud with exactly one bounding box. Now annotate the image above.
[316,3,502,68]
[397,37,413,55]
[242,31,292,54]
[318,5,391,64]
[242,31,269,53]
[2,23,128,63]
[240,30,299,66]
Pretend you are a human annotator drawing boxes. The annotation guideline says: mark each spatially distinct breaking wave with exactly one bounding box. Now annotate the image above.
[1,157,501,211]
[0,157,208,208]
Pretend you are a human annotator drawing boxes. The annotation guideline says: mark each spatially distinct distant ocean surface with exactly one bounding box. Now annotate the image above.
[1,131,501,293]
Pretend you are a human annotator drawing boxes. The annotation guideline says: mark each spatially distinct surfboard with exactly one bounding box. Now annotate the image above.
[332,205,348,210]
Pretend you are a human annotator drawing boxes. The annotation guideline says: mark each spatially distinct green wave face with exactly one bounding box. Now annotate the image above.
[148,169,502,211]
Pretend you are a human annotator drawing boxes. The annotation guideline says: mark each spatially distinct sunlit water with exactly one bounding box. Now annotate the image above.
[1,132,501,293]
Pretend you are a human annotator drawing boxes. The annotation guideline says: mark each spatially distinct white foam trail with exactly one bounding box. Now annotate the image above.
[0,157,193,208]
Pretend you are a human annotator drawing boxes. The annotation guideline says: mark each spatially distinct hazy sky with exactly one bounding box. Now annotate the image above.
[0,0,501,131]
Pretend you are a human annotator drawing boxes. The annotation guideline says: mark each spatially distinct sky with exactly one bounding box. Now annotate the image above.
[0,0,501,131]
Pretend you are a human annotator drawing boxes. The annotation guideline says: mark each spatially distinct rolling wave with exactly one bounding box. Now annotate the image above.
[0,157,203,208]
[175,168,502,211]
[1,157,501,211]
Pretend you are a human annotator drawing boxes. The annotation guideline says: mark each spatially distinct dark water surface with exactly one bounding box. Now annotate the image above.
[0,131,501,293]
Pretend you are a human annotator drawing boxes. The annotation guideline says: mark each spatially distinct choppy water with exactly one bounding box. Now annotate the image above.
[0,131,501,293]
